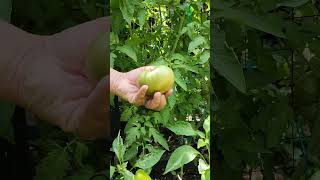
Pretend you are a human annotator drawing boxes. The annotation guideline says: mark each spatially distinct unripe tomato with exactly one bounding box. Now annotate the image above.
[138,65,174,95]
[86,32,108,81]
[134,169,152,180]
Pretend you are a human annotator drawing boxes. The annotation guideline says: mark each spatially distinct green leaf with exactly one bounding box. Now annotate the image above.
[117,44,137,62]
[74,142,88,167]
[167,92,176,109]
[173,70,187,91]
[112,132,126,162]
[188,35,206,53]
[34,148,70,180]
[215,8,285,38]
[0,102,15,143]
[173,63,199,73]
[149,128,169,150]
[198,159,210,174]
[164,145,200,174]
[125,126,140,147]
[277,0,309,8]
[137,8,146,27]
[203,116,210,134]
[166,121,197,136]
[199,51,210,64]
[110,52,117,68]
[124,143,139,161]
[123,169,135,180]
[160,105,171,125]
[197,139,207,149]
[212,27,246,93]
[119,0,134,25]
[310,171,320,180]
[171,53,186,61]
[0,0,12,22]
[110,166,116,178]
[135,148,165,169]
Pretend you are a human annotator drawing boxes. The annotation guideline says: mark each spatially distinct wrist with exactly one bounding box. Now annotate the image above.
[110,69,125,95]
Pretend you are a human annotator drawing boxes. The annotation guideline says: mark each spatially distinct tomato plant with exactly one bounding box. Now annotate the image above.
[213,0,320,179]
[110,0,210,179]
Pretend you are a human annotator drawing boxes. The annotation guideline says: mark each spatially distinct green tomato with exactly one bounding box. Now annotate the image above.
[138,65,174,95]
[134,169,152,180]
[86,32,108,81]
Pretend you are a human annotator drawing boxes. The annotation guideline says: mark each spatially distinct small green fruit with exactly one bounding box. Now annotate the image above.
[138,65,174,95]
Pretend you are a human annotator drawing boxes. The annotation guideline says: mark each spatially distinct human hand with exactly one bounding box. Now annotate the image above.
[16,17,109,140]
[112,66,173,111]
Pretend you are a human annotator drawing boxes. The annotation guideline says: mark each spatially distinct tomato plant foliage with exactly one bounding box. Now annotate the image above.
[110,0,210,179]
[212,0,320,179]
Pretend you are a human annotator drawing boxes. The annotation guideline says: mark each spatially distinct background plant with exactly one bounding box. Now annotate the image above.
[212,0,320,179]
[110,0,210,179]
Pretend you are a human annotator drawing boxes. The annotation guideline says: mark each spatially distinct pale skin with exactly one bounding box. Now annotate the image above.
[0,17,172,140]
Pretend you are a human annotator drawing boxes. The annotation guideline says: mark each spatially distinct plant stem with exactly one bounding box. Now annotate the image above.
[171,15,185,55]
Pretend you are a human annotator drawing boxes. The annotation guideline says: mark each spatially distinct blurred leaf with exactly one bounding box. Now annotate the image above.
[34,148,70,180]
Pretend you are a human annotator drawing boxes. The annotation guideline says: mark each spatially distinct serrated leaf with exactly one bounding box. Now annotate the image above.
[173,63,199,73]
[124,143,139,161]
[171,53,186,61]
[125,127,140,147]
[215,8,285,38]
[164,145,200,174]
[34,148,70,180]
[166,121,197,136]
[188,36,206,53]
[135,148,165,169]
[149,128,169,150]
[174,70,187,91]
[167,92,176,109]
[112,132,126,162]
[120,107,133,121]
[212,27,246,93]
[277,0,309,8]
[159,105,171,125]
[119,0,134,25]
[117,44,137,62]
